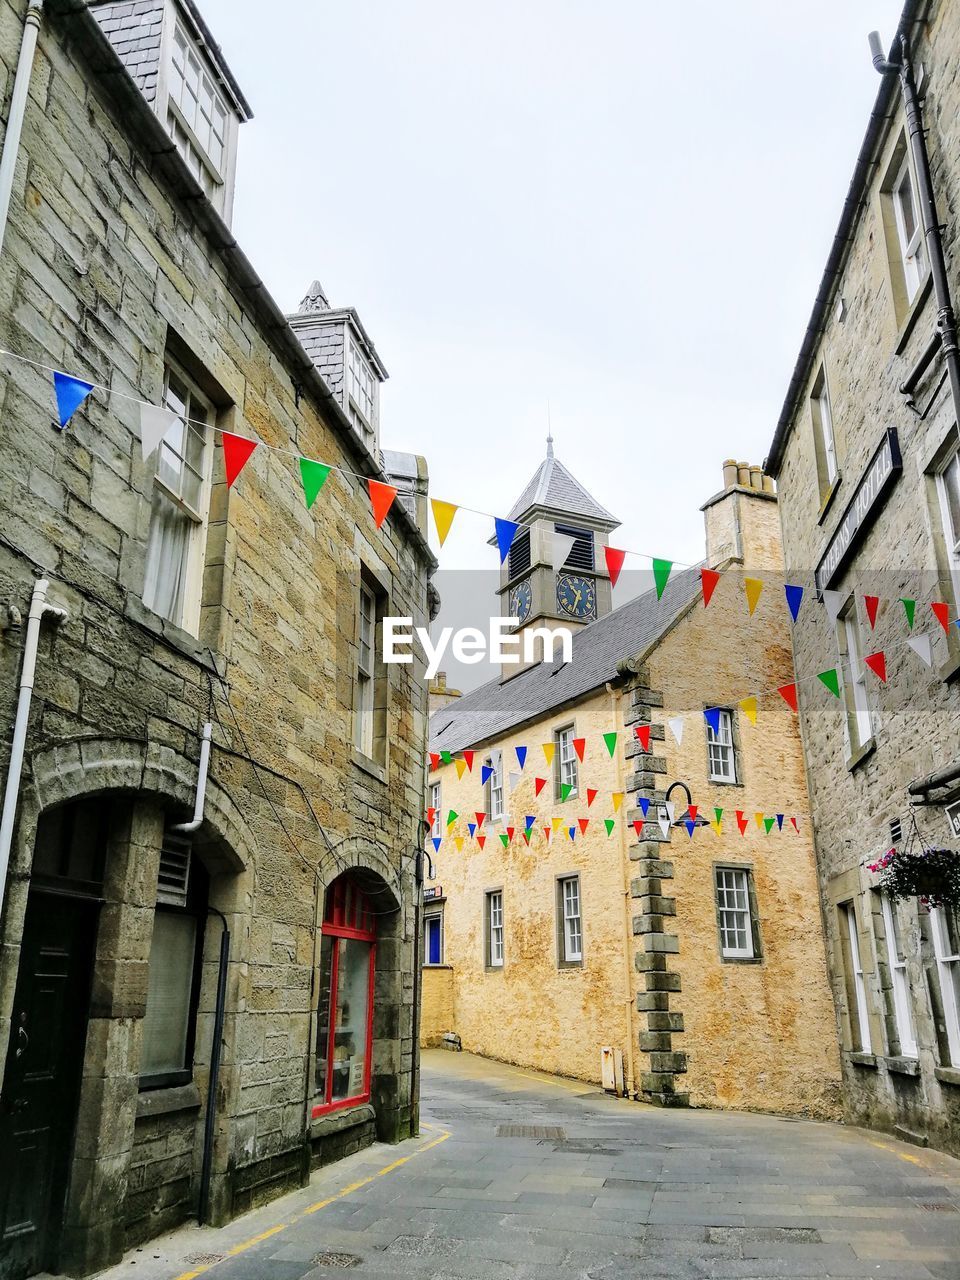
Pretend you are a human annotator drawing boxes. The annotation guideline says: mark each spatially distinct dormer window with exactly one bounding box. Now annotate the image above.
[348,337,379,451]
[166,23,232,211]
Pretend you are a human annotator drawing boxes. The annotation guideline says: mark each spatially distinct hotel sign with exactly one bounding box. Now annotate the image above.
[815,429,902,594]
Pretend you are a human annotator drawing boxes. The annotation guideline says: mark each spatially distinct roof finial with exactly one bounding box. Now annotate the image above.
[546,401,554,459]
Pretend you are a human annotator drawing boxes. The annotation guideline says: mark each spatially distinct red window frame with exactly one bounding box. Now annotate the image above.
[312,877,377,1119]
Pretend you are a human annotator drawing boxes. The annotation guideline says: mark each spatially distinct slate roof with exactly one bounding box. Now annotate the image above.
[507,442,619,527]
[429,566,701,754]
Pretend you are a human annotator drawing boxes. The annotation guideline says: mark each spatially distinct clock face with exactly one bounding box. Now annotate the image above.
[509,579,533,625]
[557,573,596,620]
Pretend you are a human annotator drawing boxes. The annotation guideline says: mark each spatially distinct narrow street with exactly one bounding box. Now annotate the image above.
[76,1050,960,1280]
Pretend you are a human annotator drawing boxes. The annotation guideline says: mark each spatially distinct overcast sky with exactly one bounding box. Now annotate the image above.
[204,0,903,581]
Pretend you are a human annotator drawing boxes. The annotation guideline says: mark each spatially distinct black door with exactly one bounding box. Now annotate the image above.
[0,891,97,1280]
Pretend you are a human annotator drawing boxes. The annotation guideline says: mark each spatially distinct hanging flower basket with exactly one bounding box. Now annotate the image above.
[868,845,960,910]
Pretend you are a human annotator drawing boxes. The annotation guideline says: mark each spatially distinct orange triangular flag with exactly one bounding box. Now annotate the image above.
[476,835,486,849]
[222,431,258,487]
[368,479,397,528]
[431,498,458,546]
[578,818,589,835]
[744,577,764,616]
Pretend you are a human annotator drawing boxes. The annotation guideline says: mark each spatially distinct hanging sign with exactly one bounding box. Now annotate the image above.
[945,801,960,840]
[815,429,901,593]
[424,885,444,901]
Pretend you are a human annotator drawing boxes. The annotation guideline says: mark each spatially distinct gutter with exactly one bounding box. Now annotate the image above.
[46,0,435,574]
[765,0,924,479]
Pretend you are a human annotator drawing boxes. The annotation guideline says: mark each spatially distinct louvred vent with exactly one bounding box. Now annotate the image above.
[157,831,192,907]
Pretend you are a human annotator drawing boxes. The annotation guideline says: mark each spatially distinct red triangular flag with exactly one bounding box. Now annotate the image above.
[586,788,598,807]
[778,683,798,712]
[426,807,436,825]
[222,431,258,487]
[700,567,721,607]
[688,805,698,821]
[543,826,552,841]
[368,479,398,528]
[864,651,887,682]
[932,601,950,634]
[572,737,586,762]
[578,818,589,835]
[790,817,799,833]
[635,725,651,752]
[633,820,644,838]
[534,777,547,797]
[864,595,880,629]
[604,545,627,589]
[736,810,748,836]
[462,750,474,771]
[475,812,485,829]
[506,826,515,842]
[430,753,440,771]
[476,835,486,849]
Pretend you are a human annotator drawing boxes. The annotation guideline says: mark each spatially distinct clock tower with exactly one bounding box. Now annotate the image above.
[497,436,620,681]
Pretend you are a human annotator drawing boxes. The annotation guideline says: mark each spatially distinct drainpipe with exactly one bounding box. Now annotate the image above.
[0,577,67,923]
[606,681,636,1101]
[198,907,230,1225]
[870,30,960,433]
[0,0,44,260]
[171,723,213,834]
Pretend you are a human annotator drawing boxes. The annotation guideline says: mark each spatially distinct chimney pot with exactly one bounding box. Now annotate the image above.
[737,462,750,486]
[722,459,738,489]
[436,671,446,689]
[749,465,762,490]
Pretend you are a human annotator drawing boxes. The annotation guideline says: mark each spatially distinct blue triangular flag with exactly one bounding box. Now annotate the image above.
[639,797,650,818]
[432,837,442,852]
[481,765,493,785]
[776,814,784,830]
[468,822,477,838]
[516,746,527,770]
[568,826,576,841]
[685,819,696,838]
[525,814,535,829]
[53,371,94,429]
[784,584,804,623]
[494,517,520,563]
[704,707,722,736]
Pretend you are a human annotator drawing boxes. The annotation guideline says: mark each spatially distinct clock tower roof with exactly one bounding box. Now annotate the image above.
[507,437,619,530]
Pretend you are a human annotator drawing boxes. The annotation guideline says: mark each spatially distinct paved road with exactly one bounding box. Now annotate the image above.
[85,1049,960,1280]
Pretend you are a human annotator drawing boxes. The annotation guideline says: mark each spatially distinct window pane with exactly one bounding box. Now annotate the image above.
[142,913,197,1076]
[331,939,372,1101]
[143,488,192,625]
[315,933,334,1093]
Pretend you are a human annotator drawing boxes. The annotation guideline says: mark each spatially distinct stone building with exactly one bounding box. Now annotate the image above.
[0,1,434,1276]
[422,448,841,1117]
[765,0,960,1156]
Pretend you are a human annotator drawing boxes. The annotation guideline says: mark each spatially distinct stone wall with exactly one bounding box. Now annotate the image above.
[420,965,455,1047]
[768,0,960,1154]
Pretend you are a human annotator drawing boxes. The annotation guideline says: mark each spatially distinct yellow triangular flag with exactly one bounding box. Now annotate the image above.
[431,498,458,546]
[542,742,556,766]
[739,695,758,725]
[552,816,563,832]
[754,812,764,829]
[454,836,464,852]
[710,819,722,836]
[744,577,764,616]
[612,791,624,813]
[455,759,467,780]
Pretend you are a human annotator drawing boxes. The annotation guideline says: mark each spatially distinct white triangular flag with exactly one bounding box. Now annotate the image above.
[552,531,578,572]
[822,590,844,625]
[508,771,522,791]
[139,402,177,461]
[665,801,676,823]
[657,809,670,838]
[668,716,684,745]
[908,633,933,666]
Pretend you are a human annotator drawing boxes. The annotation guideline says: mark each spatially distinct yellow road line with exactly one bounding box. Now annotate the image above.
[508,1067,594,1094]
[171,1127,451,1280]
[868,1138,924,1167]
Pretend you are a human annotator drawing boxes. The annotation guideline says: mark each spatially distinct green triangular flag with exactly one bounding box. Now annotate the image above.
[446,809,458,827]
[560,782,573,802]
[603,732,618,757]
[299,457,331,509]
[817,668,841,697]
[901,598,916,629]
[499,833,509,848]
[763,816,776,834]
[522,830,531,845]
[440,751,452,765]
[604,818,615,836]
[714,807,723,823]
[653,558,673,600]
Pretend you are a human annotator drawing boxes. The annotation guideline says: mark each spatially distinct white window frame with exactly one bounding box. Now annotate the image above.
[429,781,441,839]
[556,725,578,800]
[347,334,378,451]
[931,906,960,1066]
[715,867,754,959]
[142,360,213,635]
[355,582,376,756]
[891,153,927,303]
[485,756,504,822]
[811,367,838,488]
[706,709,737,783]
[935,447,960,614]
[487,890,504,968]
[839,606,873,753]
[423,910,444,967]
[880,893,917,1058]
[843,901,872,1054]
[559,875,582,963]
[166,21,231,207]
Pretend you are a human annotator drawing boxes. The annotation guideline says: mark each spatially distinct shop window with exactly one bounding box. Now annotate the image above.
[313,875,376,1116]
